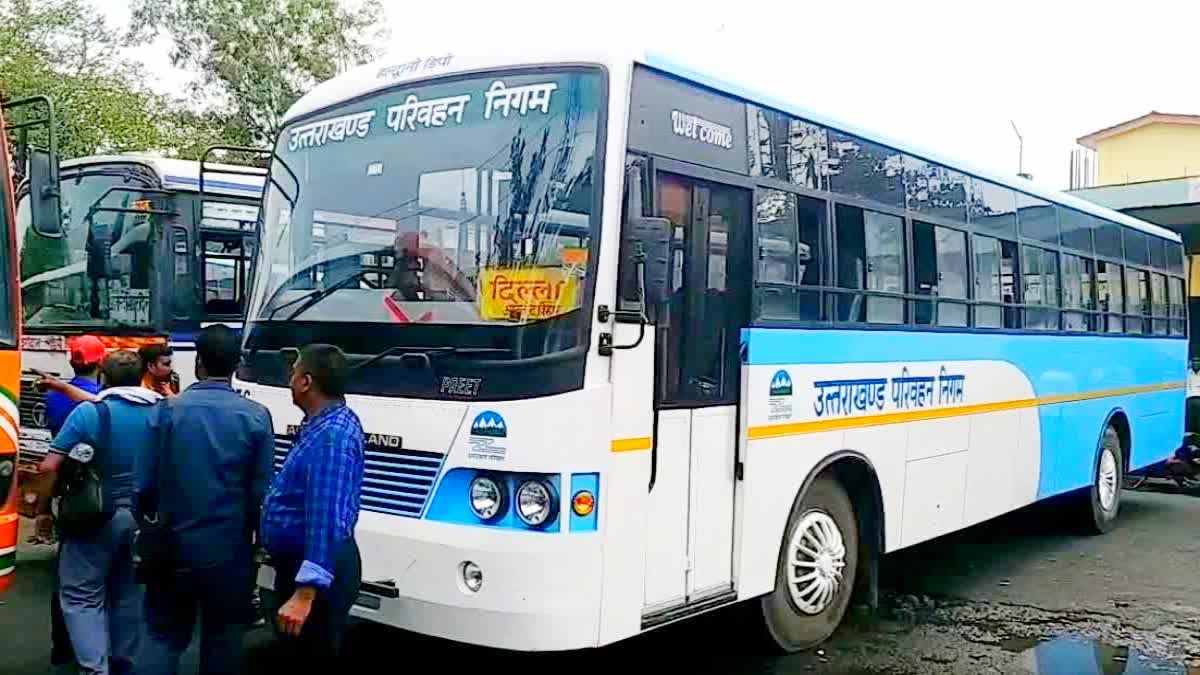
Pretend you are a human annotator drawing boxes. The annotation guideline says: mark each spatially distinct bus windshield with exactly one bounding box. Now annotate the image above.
[18,165,161,330]
[242,67,605,395]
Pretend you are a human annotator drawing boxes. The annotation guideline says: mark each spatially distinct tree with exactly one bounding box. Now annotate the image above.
[0,0,174,157]
[130,0,387,147]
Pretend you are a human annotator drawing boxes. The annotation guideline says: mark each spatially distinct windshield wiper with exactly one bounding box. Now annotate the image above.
[352,345,513,372]
[267,270,376,321]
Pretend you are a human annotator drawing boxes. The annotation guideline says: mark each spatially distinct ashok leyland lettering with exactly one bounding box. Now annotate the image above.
[239,46,1186,652]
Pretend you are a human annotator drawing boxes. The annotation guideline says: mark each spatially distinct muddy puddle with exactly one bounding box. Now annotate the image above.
[1008,636,1200,674]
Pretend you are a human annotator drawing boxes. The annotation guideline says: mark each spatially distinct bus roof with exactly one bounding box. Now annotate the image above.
[284,44,1179,243]
[60,153,265,199]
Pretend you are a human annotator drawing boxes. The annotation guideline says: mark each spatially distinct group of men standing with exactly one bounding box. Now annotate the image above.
[34,326,365,674]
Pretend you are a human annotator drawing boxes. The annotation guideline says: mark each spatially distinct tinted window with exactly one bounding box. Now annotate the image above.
[1149,236,1168,269]
[757,190,800,284]
[969,181,1017,238]
[1094,219,1123,259]
[835,204,904,323]
[1169,276,1186,335]
[755,189,825,320]
[1124,228,1149,266]
[171,227,192,319]
[828,132,904,208]
[1061,253,1093,332]
[1017,194,1058,245]
[1124,267,1147,334]
[1097,260,1123,333]
[973,234,1002,329]
[913,221,967,326]
[748,107,830,191]
[1023,246,1058,330]
[1059,209,1095,254]
[904,157,969,223]
[1151,272,1168,334]
[1000,239,1020,328]
[1167,242,1184,274]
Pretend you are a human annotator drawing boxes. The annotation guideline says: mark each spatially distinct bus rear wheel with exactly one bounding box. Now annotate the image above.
[760,476,859,653]
[1079,424,1123,534]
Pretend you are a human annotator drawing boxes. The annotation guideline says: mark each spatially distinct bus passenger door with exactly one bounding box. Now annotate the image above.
[643,172,750,616]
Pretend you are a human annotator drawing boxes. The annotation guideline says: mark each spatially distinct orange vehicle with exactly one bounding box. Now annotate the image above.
[0,105,23,592]
[0,96,61,592]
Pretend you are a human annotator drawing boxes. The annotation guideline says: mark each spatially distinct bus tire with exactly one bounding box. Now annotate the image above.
[759,475,858,653]
[1080,424,1123,534]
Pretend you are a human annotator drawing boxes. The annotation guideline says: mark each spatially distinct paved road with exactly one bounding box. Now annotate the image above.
[4,487,1200,673]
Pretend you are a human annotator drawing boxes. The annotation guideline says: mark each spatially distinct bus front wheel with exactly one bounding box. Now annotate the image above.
[1079,424,1123,534]
[760,476,859,653]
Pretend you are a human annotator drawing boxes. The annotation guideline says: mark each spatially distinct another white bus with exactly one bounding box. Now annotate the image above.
[17,153,264,458]
[242,45,1186,652]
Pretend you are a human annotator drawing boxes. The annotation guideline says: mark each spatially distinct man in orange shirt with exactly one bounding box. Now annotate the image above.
[138,344,179,398]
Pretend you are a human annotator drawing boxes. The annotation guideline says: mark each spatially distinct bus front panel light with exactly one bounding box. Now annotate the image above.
[516,479,556,527]
[459,561,483,593]
[469,475,504,521]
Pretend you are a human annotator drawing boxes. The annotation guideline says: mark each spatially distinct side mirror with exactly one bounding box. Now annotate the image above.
[625,216,671,307]
[28,149,62,238]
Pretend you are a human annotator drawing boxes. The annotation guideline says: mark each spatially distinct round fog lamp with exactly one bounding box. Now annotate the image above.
[0,460,13,478]
[460,561,483,593]
[469,475,504,521]
[516,480,556,527]
[571,490,595,517]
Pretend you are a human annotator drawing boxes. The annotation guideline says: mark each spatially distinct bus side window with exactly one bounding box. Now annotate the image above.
[201,233,247,317]
[172,227,192,319]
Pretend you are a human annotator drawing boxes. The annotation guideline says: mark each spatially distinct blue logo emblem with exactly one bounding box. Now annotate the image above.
[470,411,507,438]
[769,370,793,397]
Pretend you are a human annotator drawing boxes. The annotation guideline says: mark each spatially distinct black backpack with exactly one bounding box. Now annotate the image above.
[55,401,114,535]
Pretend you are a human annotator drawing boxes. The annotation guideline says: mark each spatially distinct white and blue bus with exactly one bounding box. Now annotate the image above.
[17,153,264,458]
[240,45,1186,652]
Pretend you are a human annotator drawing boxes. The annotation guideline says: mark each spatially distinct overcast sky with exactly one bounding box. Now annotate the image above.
[103,0,1200,190]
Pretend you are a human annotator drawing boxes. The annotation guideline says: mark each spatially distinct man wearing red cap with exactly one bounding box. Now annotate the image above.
[46,336,107,433]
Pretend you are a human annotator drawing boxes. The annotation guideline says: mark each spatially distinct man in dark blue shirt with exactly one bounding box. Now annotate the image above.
[137,325,275,675]
[261,343,364,667]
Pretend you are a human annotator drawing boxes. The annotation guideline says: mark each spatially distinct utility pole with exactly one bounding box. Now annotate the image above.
[1011,120,1032,180]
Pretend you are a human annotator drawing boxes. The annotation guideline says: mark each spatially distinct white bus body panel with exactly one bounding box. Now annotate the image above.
[241,379,616,651]
[733,360,1040,600]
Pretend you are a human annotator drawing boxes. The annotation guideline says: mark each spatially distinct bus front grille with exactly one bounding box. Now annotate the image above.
[17,377,51,465]
[18,378,47,430]
[273,435,445,518]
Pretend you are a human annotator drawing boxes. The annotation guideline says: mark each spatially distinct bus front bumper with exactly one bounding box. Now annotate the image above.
[257,512,605,651]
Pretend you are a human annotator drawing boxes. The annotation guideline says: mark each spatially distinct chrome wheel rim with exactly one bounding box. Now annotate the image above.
[1098,447,1118,511]
[786,511,846,615]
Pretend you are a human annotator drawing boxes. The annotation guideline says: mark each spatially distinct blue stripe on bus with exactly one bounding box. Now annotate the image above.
[742,326,1186,500]
[163,175,263,194]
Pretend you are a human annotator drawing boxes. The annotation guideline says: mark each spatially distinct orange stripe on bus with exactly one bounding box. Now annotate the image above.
[611,437,653,453]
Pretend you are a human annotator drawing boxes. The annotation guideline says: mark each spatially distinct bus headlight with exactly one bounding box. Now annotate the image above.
[515,479,556,527]
[0,460,13,478]
[469,475,504,521]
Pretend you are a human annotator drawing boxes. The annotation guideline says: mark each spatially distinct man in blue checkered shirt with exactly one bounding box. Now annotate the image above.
[261,343,364,665]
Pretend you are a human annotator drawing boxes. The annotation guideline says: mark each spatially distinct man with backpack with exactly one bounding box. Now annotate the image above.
[33,334,106,672]
[36,349,163,675]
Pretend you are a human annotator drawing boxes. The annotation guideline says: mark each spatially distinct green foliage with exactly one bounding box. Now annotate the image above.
[0,0,171,157]
[130,0,386,146]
